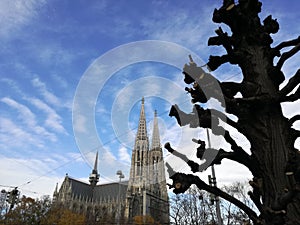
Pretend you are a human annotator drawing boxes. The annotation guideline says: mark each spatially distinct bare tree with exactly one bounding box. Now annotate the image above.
[170,183,254,225]
[170,186,215,225]
[165,1,300,225]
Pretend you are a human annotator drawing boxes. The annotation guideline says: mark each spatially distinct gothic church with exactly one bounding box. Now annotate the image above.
[53,98,169,224]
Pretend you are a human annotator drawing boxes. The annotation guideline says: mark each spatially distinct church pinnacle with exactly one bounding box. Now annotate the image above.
[151,110,161,149]
[89,151,100,187]
[135,97,148,142]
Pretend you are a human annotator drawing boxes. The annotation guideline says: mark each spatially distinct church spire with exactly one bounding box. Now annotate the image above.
[89,151,99,187]
[151,110,161,149]
[135,97,148,142]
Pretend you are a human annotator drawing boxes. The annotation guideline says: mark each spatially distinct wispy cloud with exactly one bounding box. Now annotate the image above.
[141,5,217,53]
[0,117,44,149]
[1,97,57,142]
[31,77,61,107]
[0,0,46,39]
[27,97,67,134]
[0,78,25,97]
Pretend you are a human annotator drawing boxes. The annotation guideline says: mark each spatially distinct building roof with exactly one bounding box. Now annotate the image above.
[67,177,128,201]
[93,181,128,201]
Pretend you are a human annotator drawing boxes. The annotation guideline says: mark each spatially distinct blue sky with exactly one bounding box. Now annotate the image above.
[0,0,299,198]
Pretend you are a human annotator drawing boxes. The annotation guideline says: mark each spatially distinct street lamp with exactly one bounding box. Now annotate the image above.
[206,129,223,225]
[116,170,125,225]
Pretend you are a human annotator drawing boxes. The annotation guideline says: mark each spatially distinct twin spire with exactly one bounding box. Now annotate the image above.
[90,97,161,186]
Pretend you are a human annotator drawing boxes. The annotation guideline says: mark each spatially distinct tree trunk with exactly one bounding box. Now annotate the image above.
[166,1,300,224]
[237,41,300,225]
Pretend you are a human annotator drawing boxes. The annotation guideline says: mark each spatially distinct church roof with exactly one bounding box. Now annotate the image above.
[67,177,128,201]
[93,181,128,200]
[68,177,93,199]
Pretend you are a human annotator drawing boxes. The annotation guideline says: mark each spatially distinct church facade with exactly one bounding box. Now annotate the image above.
[53,98,169,224]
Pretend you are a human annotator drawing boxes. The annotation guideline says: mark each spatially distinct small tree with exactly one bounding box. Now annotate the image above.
[41,204,85,225]
[2,195,51,225]
[165,1,300,225]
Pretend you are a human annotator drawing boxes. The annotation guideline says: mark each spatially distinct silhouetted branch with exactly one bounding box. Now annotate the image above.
[277,44,300,69]
[208,27,233,54]
[213,149,260,175]
[274,36,300,51]
[207,55,230,71]
[279,69,300,97]
[169,104,217,129]
[210,108,240,131]
[167,172,261,224]
[281,85,300,102]
[248,178,263,213]
[169,104,242,138]
[164,142,199,172]
[164,141,258,176]
[223,130,245,153]
[288,115,300,126]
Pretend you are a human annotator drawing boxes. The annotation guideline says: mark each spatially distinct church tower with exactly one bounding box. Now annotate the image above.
[126,98,169,224]
[127,97,149,193]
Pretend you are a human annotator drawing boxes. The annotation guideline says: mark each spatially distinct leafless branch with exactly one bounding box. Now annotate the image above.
[207,55,230,71]
[288,115,300,126]
[281,85,300,102]
[208,27,233,54]
[279,69,300,97]
[276,44,300,69]
[274,36,300,51]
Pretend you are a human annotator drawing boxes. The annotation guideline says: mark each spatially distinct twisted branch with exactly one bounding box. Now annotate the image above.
[277,44,300,69]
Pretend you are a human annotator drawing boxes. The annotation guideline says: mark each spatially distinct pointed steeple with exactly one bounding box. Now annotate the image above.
[89,151,100,187]
[135,97,148,142]
[151,110,161,149]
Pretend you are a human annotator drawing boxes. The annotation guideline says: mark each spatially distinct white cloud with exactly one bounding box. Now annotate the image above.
[31,77,61,107]
[0,0,46,39]
[118,146,131,163]
[27,97,67,134]
[0,117,44,149]
[1,97,57,142]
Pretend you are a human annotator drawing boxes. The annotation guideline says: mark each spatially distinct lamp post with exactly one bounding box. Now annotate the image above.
[206,129,223,225]
[116,170,125,225]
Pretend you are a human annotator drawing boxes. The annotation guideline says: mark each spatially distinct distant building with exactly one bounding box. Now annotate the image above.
[53,98,169,224]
